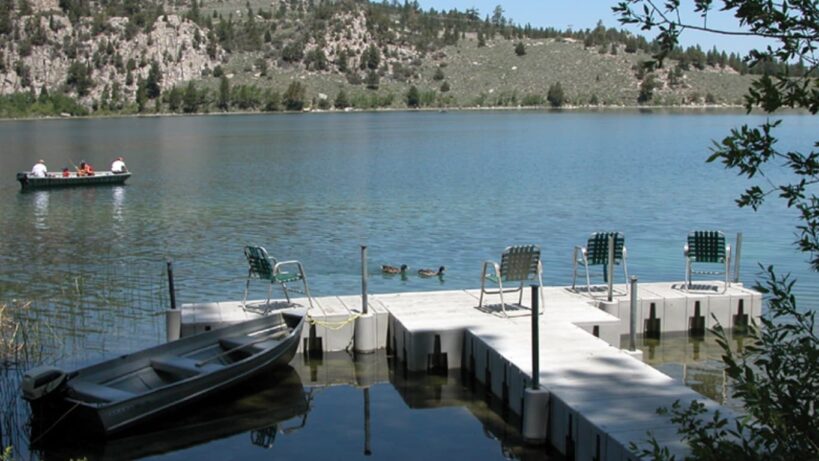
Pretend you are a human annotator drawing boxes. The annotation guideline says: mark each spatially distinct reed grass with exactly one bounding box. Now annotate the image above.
[0,258,169,456]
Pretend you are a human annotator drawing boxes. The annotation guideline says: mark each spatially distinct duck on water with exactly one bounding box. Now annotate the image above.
[418,266,445,278]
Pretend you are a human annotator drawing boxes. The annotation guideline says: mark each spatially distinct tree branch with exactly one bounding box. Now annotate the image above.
[640,0,817,41]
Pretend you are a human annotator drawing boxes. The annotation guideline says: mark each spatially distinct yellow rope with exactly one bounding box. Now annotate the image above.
[306,312,362,330]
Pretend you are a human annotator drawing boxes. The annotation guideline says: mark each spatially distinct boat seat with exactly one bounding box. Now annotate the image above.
[219,332,286,355]
[69,380,135,403]
[151,356,223,379]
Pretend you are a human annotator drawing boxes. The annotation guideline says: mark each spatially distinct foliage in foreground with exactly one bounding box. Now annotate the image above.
[615,0,818,459]
[631,272,818,460]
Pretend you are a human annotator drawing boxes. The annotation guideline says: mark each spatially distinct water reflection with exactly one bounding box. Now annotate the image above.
[32,191,49,231]
[295,351,556,461]
[32,366,310,460]
[24,351,554,461]
[111,186,126,238]
[631,330,748,409]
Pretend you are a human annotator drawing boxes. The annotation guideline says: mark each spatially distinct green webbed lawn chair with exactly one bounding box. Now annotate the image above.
[479,245,544,317]
[572,232,629,296]
[684,231,731,293]
[243,245,314,309]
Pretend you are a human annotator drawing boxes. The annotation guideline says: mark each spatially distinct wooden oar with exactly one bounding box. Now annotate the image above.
[195,327,288,367]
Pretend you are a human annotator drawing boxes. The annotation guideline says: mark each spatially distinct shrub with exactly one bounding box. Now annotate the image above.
[547,82,565,107]
[334,90,349,109]
[283,81,305,111]
[433,67,444,81]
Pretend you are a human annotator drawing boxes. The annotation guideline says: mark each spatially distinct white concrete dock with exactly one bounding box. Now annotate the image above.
[178,281,760,460]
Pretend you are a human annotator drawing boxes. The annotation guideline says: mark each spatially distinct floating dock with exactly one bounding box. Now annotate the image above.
[178,281,760,460]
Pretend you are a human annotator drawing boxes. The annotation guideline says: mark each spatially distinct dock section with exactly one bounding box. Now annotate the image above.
[179,282,759,460]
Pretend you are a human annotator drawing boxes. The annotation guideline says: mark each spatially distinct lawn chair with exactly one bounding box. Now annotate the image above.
[479,245,544,317]
[243,245,314,309]
[572,232,629,296]
[684,231,731,293]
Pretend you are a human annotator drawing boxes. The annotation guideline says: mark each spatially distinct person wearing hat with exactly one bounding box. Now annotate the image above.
[31,159,47,178]
[111,156,127,174]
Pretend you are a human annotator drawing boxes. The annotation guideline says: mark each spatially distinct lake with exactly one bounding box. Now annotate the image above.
[0,110,816,460]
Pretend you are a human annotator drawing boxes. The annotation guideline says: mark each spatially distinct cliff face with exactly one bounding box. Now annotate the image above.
[1,7,223,105]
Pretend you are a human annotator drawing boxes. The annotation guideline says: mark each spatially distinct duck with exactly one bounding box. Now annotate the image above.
[382,264,408,275]
[418,266,445,278]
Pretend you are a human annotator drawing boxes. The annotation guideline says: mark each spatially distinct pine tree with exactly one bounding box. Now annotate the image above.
[283,81,305,111]
[334,89,349,109]
[365,70,380,90]
[182,81,199,113]
[145,61,162,99]
[218,76,230,111]
[406,85,420,108]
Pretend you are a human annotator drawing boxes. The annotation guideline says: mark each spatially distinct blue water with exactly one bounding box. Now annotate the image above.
[2,111,816,300]
[0,110,816,460]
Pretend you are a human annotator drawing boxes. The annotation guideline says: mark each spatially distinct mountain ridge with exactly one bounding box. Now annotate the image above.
[0,0,761,117]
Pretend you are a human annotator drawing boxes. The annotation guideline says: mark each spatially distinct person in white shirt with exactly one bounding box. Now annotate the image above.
[111,156,127,174]
[31,159,47,177]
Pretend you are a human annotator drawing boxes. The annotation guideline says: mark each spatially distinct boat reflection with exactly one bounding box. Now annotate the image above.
[32,366,310,460]
[112,186,126,222]
[32,191,49,231]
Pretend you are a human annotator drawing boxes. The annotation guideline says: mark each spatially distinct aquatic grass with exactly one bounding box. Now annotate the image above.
[0,301,60,367]
[0,300,58,459]
[0,304,22,365]
[0,258,170,454]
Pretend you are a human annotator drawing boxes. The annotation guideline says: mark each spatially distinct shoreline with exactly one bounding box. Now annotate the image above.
[0,103,808,123]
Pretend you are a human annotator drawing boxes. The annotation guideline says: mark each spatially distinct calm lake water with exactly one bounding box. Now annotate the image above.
[0,110,816,460]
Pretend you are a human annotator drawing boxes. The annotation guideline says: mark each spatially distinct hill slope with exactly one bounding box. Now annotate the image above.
[0,0,755,117]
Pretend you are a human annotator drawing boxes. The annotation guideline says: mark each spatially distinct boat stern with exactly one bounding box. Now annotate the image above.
[22,366,68,401]
[16,172,30,189]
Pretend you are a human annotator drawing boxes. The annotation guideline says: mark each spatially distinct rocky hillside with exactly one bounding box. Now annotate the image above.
[0,0,763,117]
[1,0,223,111]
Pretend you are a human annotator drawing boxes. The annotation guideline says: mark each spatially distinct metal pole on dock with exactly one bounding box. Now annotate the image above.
[361,245,368,314]
[522,284,549,444]
[733,232,743,283]
[531,284,540,390]
[165,258,181,341]
[607,234,615,302]
[354,245,377,353]
[629,276,637,352]
[166,258,177,310]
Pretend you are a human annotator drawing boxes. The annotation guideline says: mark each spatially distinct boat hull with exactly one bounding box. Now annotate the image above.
[28,310,305,437]
[17,171,131,191]
[32,366,308,460]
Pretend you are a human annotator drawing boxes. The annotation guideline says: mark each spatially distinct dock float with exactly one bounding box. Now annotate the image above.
[178,281,760,460]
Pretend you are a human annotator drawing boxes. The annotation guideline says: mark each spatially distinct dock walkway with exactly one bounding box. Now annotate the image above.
[179,282,760,460]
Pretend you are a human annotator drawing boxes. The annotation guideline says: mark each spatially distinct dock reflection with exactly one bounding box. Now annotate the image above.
[293,351,557,461]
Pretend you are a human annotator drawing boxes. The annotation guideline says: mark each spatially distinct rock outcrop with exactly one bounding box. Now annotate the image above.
[1,10,223,106]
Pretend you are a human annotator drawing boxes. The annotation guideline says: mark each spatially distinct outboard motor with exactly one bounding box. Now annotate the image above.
[22,366,68,401]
